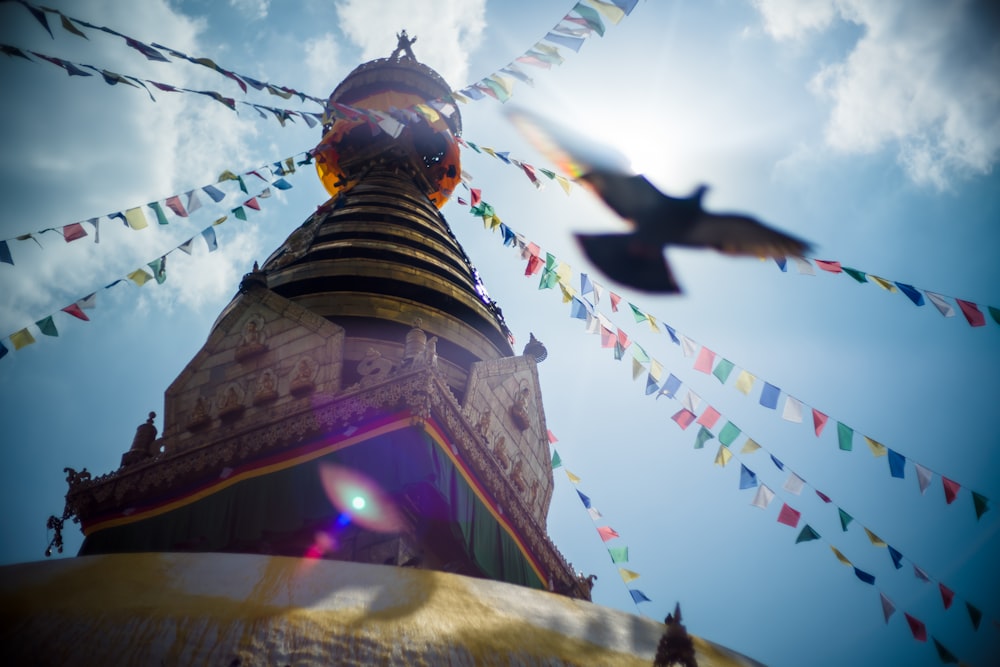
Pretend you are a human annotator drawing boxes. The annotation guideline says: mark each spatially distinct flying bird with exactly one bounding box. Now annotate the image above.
[505,109,813,293]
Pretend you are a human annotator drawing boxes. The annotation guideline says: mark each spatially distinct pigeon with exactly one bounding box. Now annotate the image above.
[505,108,813,293]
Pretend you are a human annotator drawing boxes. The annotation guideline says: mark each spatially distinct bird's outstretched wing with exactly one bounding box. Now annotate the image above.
[504,108,632,178]
[679,212,813,259]
[577,171,671,226]
[575,232,681,293]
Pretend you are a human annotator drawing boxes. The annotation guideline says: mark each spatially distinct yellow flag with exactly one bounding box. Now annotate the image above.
[649,359,664,382]
[555,175,572,195]
[632,357,645,381]
[565,470,581,484]
[618,568,640,583]
[10,328,36,350]
[481,146,497,158]
[451,92,470,104]
[714,445,733,467]
[831,546,852,566]
[128,268,153,286]
[735,370,756,395]
[559,281,575,303]
[585,0,625,24]
[864,528,887,547]
[124,207,148,230]
[741,438,761,454]
[870,275,896,292]
[647,314,660,333]
[865,436,887,457]
[218,170,239,181]
[213,216,227,226]
[413,103,440,124]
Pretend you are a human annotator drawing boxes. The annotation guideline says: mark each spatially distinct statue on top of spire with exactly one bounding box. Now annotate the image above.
[391,30,417,60]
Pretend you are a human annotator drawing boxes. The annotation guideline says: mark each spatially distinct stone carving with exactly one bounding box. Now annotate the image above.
[234,314,268,361]
[290,357,318,396]
[187,396,210,431]
[217,383,245,421]
[64,467,92,487]
[121,412,159,467]
[510,384,532,431]
[253,369,279,405]
[510,459,527,496]
[476,409,491,441]
[403,319,426,365]
[356,348,394,387]
[492,434,511,472]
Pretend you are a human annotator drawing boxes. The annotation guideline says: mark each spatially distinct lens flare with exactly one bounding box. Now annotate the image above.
[318,463,404,533]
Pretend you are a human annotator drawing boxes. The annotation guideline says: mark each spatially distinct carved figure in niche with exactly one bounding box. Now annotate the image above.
[510,384,532,431]
[527,479,539,507]
[403,319,426,365]
[510,459,528,496]
[217,383,245,420]
[121,412,159,467]
[492,434,511,472]
[253,369,278,405]
[357,347,395,387]
[188,396,210,431]
[235,314,268,361]
[290,357,317,396]
[64,467,92,486]
[476,409,491,441]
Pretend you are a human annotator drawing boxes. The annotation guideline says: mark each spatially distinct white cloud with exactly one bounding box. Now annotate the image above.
[229,0,270,20]
[752,0,1000,189]
[303,33,344,98]
[334,0,486,88]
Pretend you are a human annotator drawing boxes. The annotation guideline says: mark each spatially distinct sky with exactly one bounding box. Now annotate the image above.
[1,1,998,665]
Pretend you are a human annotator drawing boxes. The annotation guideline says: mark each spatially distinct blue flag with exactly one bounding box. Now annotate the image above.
[629,589,651,604]
[0,240,12,265]
[577,490,592,509]
[888,545,903,569]
[570,298,589,320]
[739,464,758,490]
[201,227,218,252]
[659,374,681,399]
[895,282,925,306]
[854,567,876,586]
[888,449,906,479]
[202,184,227,201]
[759,382,780,409]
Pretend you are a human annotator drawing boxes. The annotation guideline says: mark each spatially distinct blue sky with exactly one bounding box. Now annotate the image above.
[1,1,998,665]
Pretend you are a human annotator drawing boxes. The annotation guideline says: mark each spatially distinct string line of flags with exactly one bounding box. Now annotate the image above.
[454,136,998,330]
[457,178,992,521]
[549,445,652,612]
[490,217,992,663]
[0,150,312,265]
[0,154,307,360]
[4,0,326,105]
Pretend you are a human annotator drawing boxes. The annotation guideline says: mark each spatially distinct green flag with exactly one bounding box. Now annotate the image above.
[973,491,989,520]
[837,422,853,451]
[233,206,247,221]
[795,525,820,543]
[629,303,647,323]
[713,358,735,384]
[694,426,714,449]
[35,316,58,337]
[148,201,169,225]
[838,508,853,531]
[842,267,867,283]
[989,306,1000,326]
[608,546,628,563]
[718,421,741,447]
[551,451,562,469]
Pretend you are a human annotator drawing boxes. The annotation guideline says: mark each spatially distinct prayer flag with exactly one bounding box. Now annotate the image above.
[812,409,828,436]
[609,546,628,563]
[973,491,989,520]
[887,449,905,478]
[202,227,218,251]
[61,303,89,321]
[671,409,696,430]
[714,445,732,466]
[926,291,955,317]
[696,406,721,429]
[148,202,169,226]
[632,343,650,363]
[544,31,586,52]
[854,567,875,585]
[751,484,774,509]
[904,613,927,642]
[658,374,681,399]
[0,341,6,359]
[203,184,226,200]
[570,297,589,320]
[178,238,195,255]
[713,358,735,383]
[770,455,784,470]
[792,257,814,275]
[679,335,697,357]
[870,275,895,291]
[741,438,761,454]
[895,282,925,306]
[865,436,887,457]
[718,422,741,447]
[777,503,800,527]
[966,602,982,630]
[186,190,202,214]
[781,396,803,422]
[0,240,12,265]
[631,357,645,381]
[933,638,958,664]
[838,508,853,531]
[814,259,841,273]
[739,464,758,489]
[942,477,959,504]
[164,195,188,217]
[244,197,261,211]
[735,370,755,395]
[759,382,780,409]
[588,0,626,23]
[837,422,853,451]
[888,545,903,569]
[914,565,930,582]
[796,525,820,543]
[815,490,831,503]
[939,583,954,610]
[645,373,659,395]
[565,470,581,483]
[619,568,640,583]
[551,451,562,469]
[78,293,96,310]
[694,426,714,449]
[35,316,57,337]
[956,299,986,326]
[864,528,886,547]
[597,526,619,542]
[628,589,651,604]
[783,472,805,495]
[693,346,715,373]
[915,463,932,494]
[63,222,87,242]
[629,303,647,323]
[842,267,867,283]
[989,305,1000,325]
[774,257,787,272]
[609,291,621,311]
[682,390,701,413]
[124,207,148,230]
[548,430,558,444]
[148,257,167,284]
[880,592,895,623]
[576,490,591,508]
[127,268,153,286]
[831,546,852,566]
[588,507,602,520]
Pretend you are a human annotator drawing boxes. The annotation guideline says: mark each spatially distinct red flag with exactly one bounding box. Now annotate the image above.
[61,303,89,321]
[616,328,630,349]
[671,409,696,430]
[904,613,927,641]
[520,162,540,187]
[696,406,721,430]
[524,254,544,276]
[814,259,842,273]
[600,326,617,348]
[939,583,954,610]
[777,503,801,528]
[63,222,87,242]
[812,409,828,437]
[597,526,619,542]
[164,196,188,217]
[547,430,558,444]
[956,299,986,327]
[693,346,715,373]
[470,188,482,206]
[456,197,468,206]
[244,197,261,211]
[815,490,832,503]
[942,477,960,504]
[610,292,621,312]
